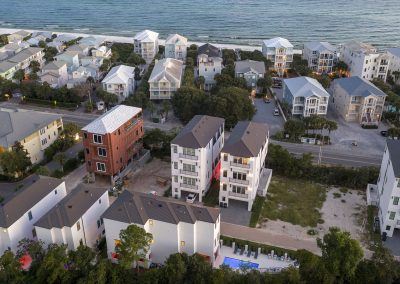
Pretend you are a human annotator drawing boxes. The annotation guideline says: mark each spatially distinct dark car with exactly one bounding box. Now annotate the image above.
[380,130,388,137]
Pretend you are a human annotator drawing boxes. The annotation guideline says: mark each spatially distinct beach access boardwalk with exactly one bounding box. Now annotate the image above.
[221,222,321,256]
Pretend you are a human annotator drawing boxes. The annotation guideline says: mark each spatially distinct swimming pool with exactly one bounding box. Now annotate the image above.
[222,257,259,269]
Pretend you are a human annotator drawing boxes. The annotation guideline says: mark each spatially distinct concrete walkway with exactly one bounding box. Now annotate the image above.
[63,164,88,193]
[221,222,321,255]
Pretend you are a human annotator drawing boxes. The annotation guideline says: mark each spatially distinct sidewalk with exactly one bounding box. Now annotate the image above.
[221,222,321,255]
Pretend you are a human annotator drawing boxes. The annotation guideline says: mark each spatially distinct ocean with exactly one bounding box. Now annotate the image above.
[1,0,399,49]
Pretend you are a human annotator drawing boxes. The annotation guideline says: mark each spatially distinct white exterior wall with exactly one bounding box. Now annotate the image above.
[198,55,222,89]
[102,80,134,101]
[302,47,336,74]
[262,45,293,75]
[0,182,67,254]
[104,217,220,265]
[134,40,159,64]
[171,126,224,202]
[165,43,187,61]
[388,51,400,84]
[219,137,269,211]
[377,145,400,237]
[55,54,80,71]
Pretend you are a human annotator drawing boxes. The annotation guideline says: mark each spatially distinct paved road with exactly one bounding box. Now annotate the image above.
[221,222,321,255]
[271,140,382,167]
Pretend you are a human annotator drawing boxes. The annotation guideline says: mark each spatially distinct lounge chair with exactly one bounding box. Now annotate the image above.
[254,250,258,259]
[247,250,252,257]
[234,245,238,254]
[240,247,244,255]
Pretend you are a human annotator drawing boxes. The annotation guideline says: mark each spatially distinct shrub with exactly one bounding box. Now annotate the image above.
[361,124,378,129]
[249,196,265,227]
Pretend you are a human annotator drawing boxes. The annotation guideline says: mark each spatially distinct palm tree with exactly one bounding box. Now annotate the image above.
[54,152,67,173]
[392,71,400,83]
[86,76,95,104]
[162,100,171,119]
[197,76,205,90]
[148,102,156,118]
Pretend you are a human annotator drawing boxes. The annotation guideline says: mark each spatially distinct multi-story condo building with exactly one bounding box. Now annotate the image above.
[66,44,90,56]
[375,140,400,238]
[0,108,63,164]
[197,43,222,90]
[101,65,136,102]
[283,76,330,117]
[7,30,31,43]
[303,42,338,74]
[330,76,386,125]
[35,184,109,250]
[234,60,265,89]
[54,51,80,72]
[388,48,400,84]
[0,175,67,254]
[219,121,269,211]
[171,115,225,202]
[133,30,159,64]
[0,47,44,80]
[102,191,221,266]
[149,58,183,100]
[165,34,188,61]
[39,61,68,88]
[262,37,294,76]
[82,105,144,184]
[340,41,390,81]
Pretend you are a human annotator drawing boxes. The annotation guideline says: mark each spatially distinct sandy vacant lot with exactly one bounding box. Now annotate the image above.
[124,158,171,196]
[259,188,369,250]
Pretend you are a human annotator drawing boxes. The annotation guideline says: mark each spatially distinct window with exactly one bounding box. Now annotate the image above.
[223,171,227,177]
[55,190,57,195]
[86,148,89,154]
[32,228,36,238]
[174,176,178,182]
[394,197,400,206]
[99,199,102,204]
[389,211,396,220]
[180,241,185,247]
[183,163,195,172]
[173,146,177,153]
[174,162,178,169]
[182,177,196,185]
[386,225,391,231]
[97,220,101,228]
[96,162,106,172]
[93,134,102,144]
[80,239,83,246]
[183,147,195,156]
[222,184,227,191]
[84,133,87,139]
[40,128,45,135]
[232,185,246,194]
[77,221,81,231]
[98,148,107,157]
[223,154,228,161]
[233,172,246,181]
[28,211,33,221]
[397,179,400,188]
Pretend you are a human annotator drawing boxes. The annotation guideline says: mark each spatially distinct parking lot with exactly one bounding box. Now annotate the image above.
[252,97,285,135]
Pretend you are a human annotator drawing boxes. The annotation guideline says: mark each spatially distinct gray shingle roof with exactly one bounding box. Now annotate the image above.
[223,121,269,157]
[235,60,265,75]
[171,115,224,148]
[333,76,387,98]
[0,108,62,148]
[198,43,221,58]
[102,191,220,225]
[34,184,107,229]
[0,176,64,228]
[387,140,400,177]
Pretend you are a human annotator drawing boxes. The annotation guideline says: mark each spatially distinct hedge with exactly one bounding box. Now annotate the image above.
[22,97,79,110]
[249,196,265,227]
[220,235,300,260]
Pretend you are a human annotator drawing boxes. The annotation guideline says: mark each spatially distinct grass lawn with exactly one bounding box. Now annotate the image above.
[261,176,327,227]
[203,180,219,207]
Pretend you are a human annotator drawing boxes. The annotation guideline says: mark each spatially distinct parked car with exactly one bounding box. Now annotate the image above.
[186,193,197,204]
[273,108,280,116]
[147,190,158,196]
[380,130,388,137]
[264,97,271,103]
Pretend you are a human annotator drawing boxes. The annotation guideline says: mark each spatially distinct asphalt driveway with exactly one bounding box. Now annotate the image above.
[252,98,285,135]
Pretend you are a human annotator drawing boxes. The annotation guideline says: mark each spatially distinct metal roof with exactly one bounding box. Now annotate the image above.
[165,34,188,45]
[333,76,387,98]
[148,58,183,83]
[133,30,159,42]
[0,108,62,148]
[235,60,265,75]
[34,184,107,229]
[223,121,269,158]
[81,105,142,135]
[8,47,43,64]
[0,176,64,228]
[284,76,330,98]
[171,115,224,148]
[304,41,336,53]
[263,37,293,49]
[102,190,220,225]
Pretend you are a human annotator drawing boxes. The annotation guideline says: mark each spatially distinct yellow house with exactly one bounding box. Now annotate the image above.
[0,108,63,164]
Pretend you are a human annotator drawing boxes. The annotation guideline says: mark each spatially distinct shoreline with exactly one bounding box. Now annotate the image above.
[0,27,303,54]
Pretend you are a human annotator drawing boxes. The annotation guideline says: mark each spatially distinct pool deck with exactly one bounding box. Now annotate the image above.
[215,245,296,272]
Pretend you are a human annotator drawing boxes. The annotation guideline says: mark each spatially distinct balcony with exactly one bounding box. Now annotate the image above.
[179,154,198,161]
[180,183,198,190]
[229,178,249,185]
[228,191,249,199]
[230,162,250,169]
[180,170,198,177]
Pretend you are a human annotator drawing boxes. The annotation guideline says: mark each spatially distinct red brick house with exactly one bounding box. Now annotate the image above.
[82,105,144,183]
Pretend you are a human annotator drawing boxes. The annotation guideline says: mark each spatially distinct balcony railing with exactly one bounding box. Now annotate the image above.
[228,191,249,198]
[180,170,198,177]
[180,183,198,190]
[230,162,250,169]
[179,154,198,161]
[229,178,249,185]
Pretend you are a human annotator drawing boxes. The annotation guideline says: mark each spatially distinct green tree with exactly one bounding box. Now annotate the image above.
[284,120,306,141]
[54,152,67,172]
[162,100,171,119]
[392,70,400,83]
[99,59,111,72]
[35,166,50,176]
[16,238,45,276]
[0,142,32,178]
[161,253,187,283]
[257,76,272,93]
[38,40,47,48]
[388,127,400,139]
[29,72,38,81]
[29,60,41,73]
[44,46,58,62]
[334,60,349,73]
[13,69,25,82]
[69,245,96,281]
[317,227,363,283]
[0,250,25,284]
[115,224,153,270]
[196,75,205,90]
[123,91,149,109]
[35,244,69,284]
[96,90,118,109]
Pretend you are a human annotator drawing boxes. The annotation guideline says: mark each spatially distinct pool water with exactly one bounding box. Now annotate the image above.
[223,257,259,269]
